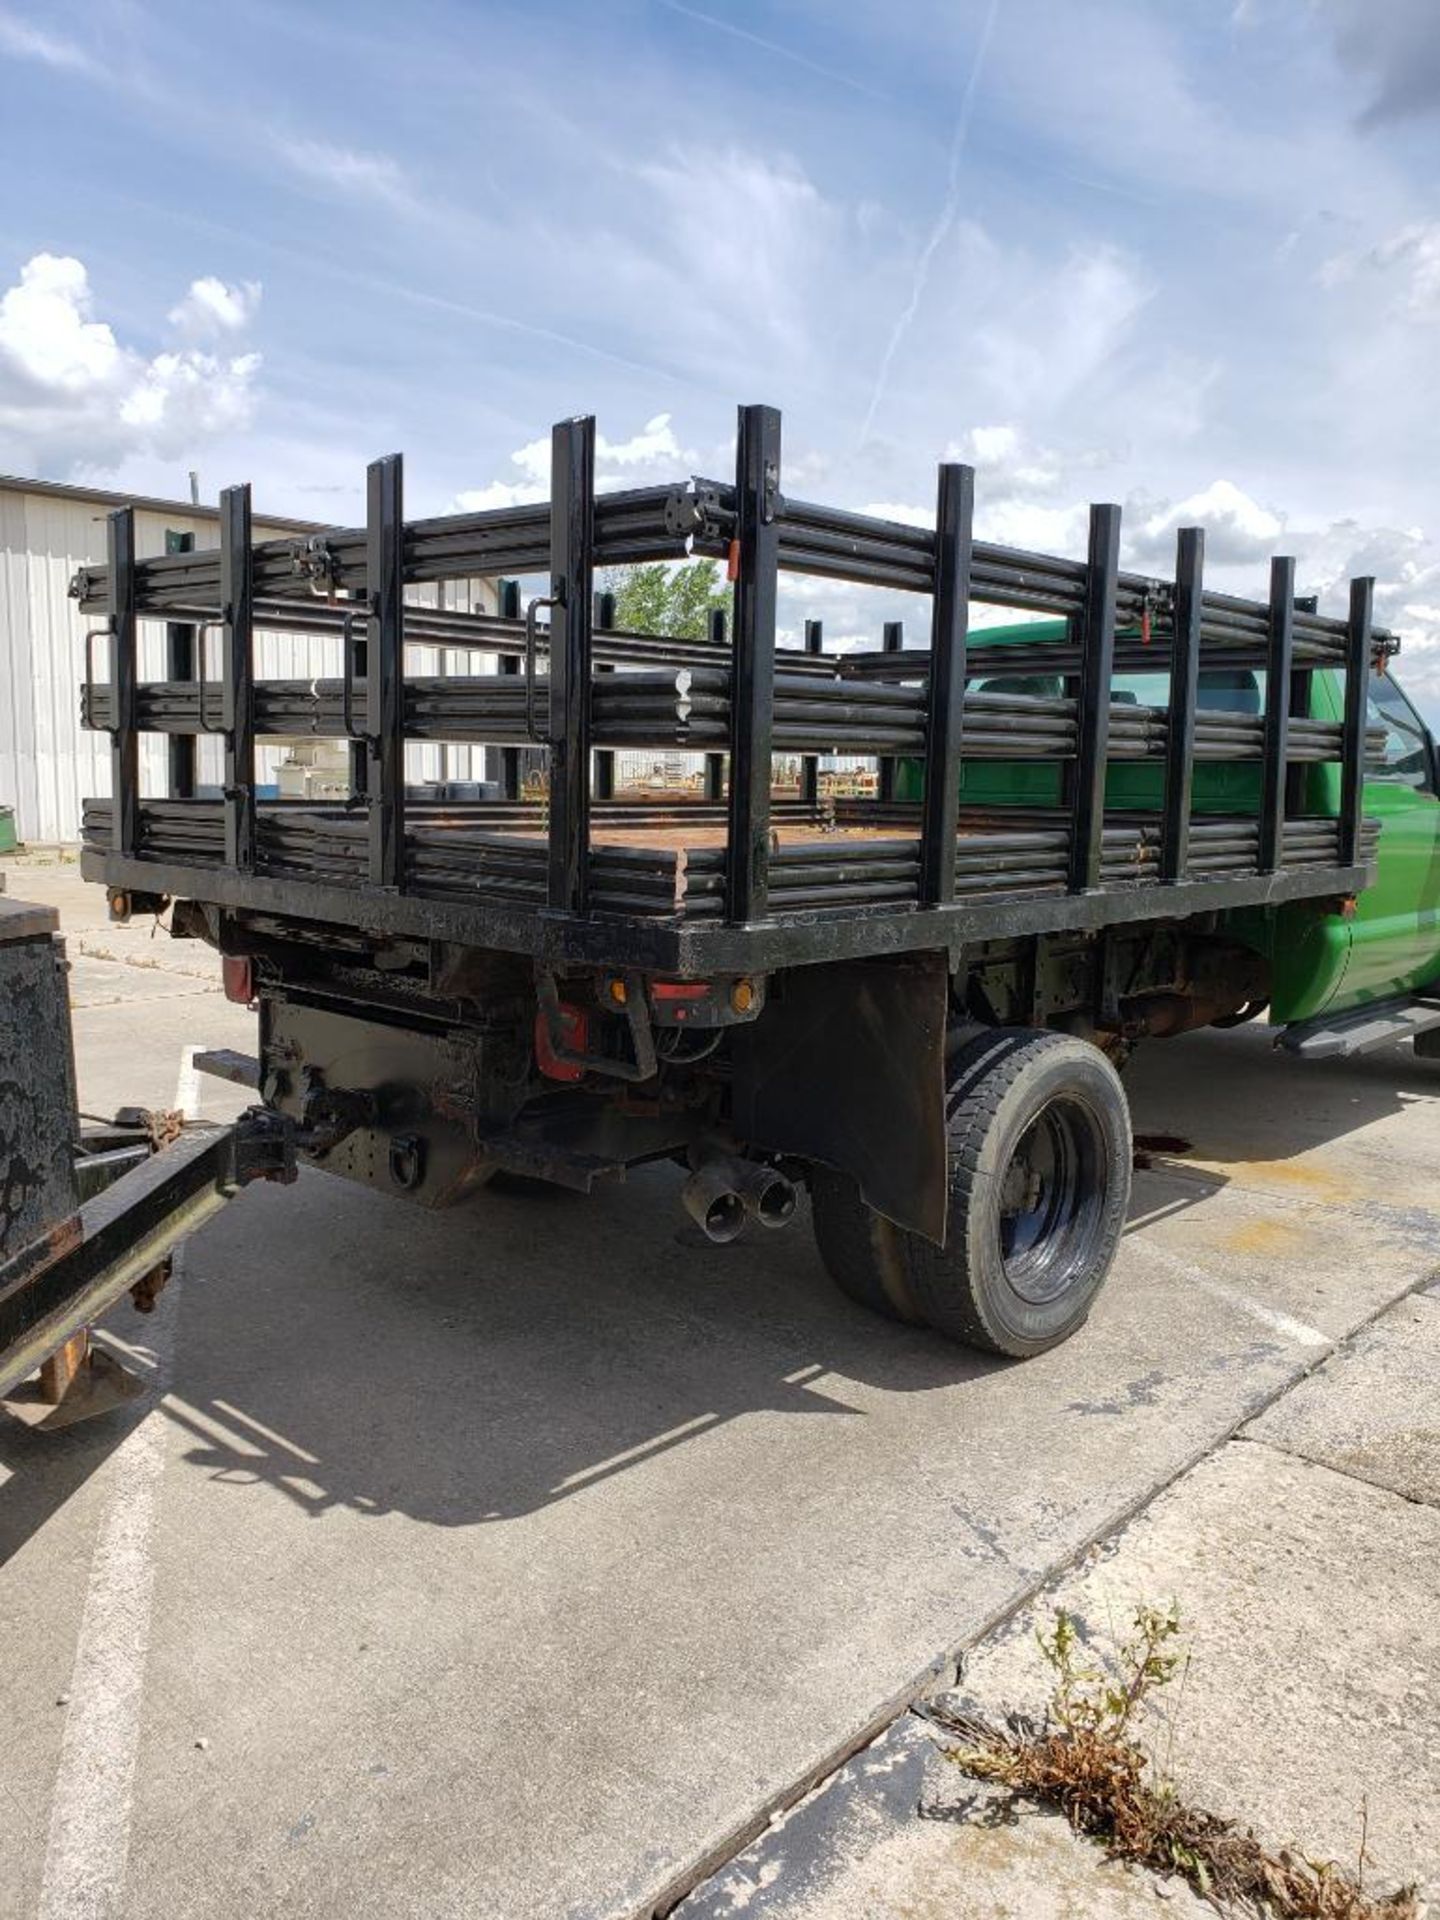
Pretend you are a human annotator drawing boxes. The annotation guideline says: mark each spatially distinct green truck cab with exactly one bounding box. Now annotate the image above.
[898,618,1440,1037]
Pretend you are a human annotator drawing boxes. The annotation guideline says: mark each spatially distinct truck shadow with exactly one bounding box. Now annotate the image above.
[1,1022,1432,1554]
[146,1167,1010,1530]
[1124,1020,1440,1184]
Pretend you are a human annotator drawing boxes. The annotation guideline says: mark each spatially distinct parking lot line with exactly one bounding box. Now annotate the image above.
[36,1045,198,1920]
[36,1291,176,1920]
[1142,1239,1330,1350]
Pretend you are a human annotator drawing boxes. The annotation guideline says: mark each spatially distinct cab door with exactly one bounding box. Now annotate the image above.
[1332,670,1440,1007]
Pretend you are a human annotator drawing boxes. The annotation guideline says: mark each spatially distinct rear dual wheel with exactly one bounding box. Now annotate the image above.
[811,1028,1131,1358]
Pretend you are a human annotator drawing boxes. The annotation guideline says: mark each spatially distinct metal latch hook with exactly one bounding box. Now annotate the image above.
[524,592,562,742]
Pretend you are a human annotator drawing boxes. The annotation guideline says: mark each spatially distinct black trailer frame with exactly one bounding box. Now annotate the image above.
[72,403,1388,975]
[0,896,299,1412]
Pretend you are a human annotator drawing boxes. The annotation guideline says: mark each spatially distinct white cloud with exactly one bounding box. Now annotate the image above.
[613,148,837,378]
[0,9,93,72]
[597,414,689,473]
[864,423,1113,558]
[452,413,695,512]
[274,137,414,209]
[0,254,122,391]
[971,245,1152,416]
[861,500,933,529]
[0,253,263,475]
[1322,223,1440,322]
[1302,520,1440,684]
[979,498,1089,554]
[168,275,262,338]
[1127,479,1285,569]
[452,432,548,512]
[945,424,1063,495]
[119,349,261,439]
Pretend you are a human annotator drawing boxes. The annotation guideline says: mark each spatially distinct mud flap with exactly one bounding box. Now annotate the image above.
[730,952,950,1245]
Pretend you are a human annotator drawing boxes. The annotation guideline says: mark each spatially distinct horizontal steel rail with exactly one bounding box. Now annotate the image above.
[70,479,1399,671]
[80,673,1380,761]
[70,486,690,613]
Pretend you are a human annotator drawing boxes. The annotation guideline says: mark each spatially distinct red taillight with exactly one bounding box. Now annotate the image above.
[650,981,709,1002]
[222,955,254,1006]
[535,1002,587,1082]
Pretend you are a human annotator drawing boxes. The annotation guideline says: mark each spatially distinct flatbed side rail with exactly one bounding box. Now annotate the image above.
[71,401,1392,954]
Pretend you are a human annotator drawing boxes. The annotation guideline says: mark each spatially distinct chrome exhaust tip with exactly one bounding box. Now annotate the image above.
[681,1162,748,1244]
[735,1162,797,1229]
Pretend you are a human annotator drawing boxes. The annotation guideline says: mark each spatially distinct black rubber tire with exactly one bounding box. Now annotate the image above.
[810,1166,925,1324]
[810,1028,1130,1357]
[900,1028,1131,1357]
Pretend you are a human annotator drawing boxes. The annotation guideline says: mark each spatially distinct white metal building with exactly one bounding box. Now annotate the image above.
[0,475,498,845]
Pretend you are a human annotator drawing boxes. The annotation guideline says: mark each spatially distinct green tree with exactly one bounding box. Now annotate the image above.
[604,560,729,639]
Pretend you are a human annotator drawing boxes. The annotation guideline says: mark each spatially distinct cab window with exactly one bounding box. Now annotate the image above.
[1367,673,1436,794]
[969,673,1064,699]
[1109,669,1264,714]
[969,666,1268,714]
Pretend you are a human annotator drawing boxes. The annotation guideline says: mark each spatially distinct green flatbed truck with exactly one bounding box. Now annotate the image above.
[930,620,1440,1041]
[4,400,1440,1419]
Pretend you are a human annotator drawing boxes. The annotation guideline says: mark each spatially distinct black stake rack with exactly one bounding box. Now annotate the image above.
[73,404,1389,977]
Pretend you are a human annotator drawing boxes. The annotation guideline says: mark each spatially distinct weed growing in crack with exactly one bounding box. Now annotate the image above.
[935,1604,1417,1919]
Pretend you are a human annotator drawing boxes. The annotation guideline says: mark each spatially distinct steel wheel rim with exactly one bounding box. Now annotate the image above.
[997,1094,1109,1306]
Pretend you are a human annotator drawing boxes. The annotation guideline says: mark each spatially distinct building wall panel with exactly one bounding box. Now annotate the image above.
[0,485,497,842]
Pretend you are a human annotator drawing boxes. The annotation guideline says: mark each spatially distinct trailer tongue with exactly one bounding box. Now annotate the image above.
[0,896,298,1423]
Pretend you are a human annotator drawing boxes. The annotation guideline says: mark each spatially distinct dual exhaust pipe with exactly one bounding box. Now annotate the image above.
[681,1153,797,1244]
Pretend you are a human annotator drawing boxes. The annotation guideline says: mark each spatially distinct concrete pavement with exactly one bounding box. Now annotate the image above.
[682,1285,1439,1915]
[2,856,1438,1919]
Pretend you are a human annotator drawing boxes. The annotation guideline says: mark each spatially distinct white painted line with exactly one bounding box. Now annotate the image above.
[36,1041,200,1919]
[173,1044,202,1122]
[1143,1239,1330,1350]
[37,1282,178,1920]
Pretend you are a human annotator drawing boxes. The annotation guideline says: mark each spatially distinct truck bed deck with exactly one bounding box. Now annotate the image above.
[80,795,1378,973]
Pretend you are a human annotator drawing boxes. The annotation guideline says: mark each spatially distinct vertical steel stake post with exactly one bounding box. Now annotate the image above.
[547,418,596,913]
[219,486,256,871]
[877,619,904,803]
[365,455,405,888]
[107,508,139,857]
[165,529,196,799]
[725,405,781,923]
[1287,594,1318,821]
[1258,554,1297,875]
[1338,577,1373,869]
[594,587,616,803]
[918,466,974,906]
[704,607,726,801]
[1068,504,1121,893]
[1160,527,1202,884]
[498,578,522,800]
[800,618,822,804]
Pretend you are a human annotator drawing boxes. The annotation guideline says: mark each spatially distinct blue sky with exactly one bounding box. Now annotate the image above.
[1,0,1438,714]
